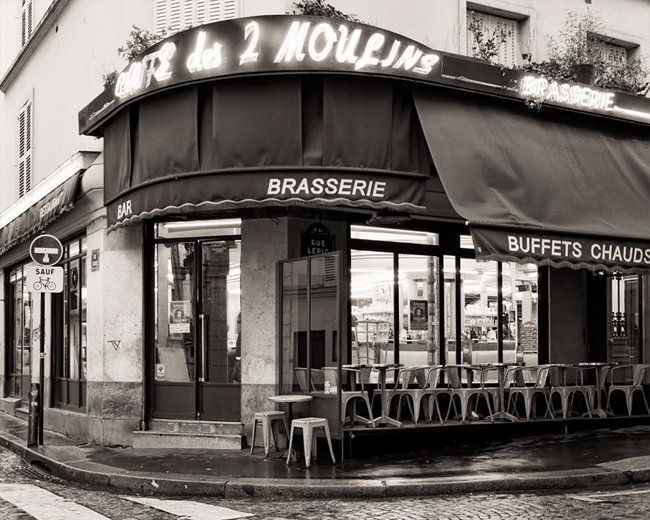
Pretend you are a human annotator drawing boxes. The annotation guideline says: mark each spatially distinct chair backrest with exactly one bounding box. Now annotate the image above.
[534,365,550,389]
[632,364,649,387]
[446,365,463,389]
[425,366,443,389]
[294,367,324,392]
[504,366,521,388]
[322,367,338,386]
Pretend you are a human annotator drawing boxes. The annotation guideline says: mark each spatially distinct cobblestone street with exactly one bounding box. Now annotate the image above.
[1,447,649,519]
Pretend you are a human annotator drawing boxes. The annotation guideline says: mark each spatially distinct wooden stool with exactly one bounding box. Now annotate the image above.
[286,417,336,468]
[251,411,289,457]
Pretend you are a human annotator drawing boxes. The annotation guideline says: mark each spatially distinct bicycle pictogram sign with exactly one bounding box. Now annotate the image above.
[25,266,64,293]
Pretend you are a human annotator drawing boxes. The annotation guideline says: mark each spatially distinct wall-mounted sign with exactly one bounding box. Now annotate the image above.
[91,249,100,272]
[301,222,335,256]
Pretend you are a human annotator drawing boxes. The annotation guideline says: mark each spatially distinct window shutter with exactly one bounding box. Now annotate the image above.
[467,11,519,68]
[20,0,34,47]
[18,100,33,199]
[155,0,237,34]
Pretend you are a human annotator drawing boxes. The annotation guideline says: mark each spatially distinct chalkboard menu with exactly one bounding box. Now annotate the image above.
[520,321,538,353]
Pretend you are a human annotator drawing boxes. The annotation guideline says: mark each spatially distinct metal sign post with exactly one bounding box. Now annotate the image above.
[27,235,64,447]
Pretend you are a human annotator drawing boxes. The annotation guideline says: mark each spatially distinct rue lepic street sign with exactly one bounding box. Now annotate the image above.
[27,235,64,294]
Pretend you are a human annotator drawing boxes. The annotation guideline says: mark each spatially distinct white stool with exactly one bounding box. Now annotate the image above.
[286,417,336,468]
[251,411,289,457]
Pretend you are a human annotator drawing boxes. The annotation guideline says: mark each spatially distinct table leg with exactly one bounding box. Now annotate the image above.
[370,369,402,428]
[486,367,517,422]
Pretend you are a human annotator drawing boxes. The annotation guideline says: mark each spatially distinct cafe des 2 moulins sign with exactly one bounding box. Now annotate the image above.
[79,15,650,135]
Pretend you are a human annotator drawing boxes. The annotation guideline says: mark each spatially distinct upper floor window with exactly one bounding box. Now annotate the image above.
[591,39,628,66]
[18,98,33,198]
[21,0,34,47]
[466,10,519,68]
[154,0,240,34]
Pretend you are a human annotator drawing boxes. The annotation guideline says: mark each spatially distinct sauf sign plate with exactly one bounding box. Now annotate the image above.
[25,266,64,293]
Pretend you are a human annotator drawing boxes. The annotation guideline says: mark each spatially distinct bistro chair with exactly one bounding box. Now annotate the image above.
[606,364,650,416]
[548,365,592,419]
[391,366,444,426]
[323,366,375,427]
[250,410,289,457]
[445,364,495,424]
[294,368,325,392]
[506,365,552,421]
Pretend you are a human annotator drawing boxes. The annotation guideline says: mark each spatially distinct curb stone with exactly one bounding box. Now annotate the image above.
[2,429,650,498]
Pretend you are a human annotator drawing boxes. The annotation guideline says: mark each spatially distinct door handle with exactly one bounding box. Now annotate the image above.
[199,313,207,382]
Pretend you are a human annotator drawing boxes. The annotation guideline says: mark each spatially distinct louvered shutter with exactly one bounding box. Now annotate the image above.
[20,0,34,47]
[155,0,238,34]
[467,11,519,68]
[18,100,33,198]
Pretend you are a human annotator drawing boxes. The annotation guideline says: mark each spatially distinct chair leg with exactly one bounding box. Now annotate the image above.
[413,395,422,426]
[286,423,295,465]
[271,419,280,452]
[282,416,290,448]
[250,419,258,455]
[323,423,336,463]
[640,389,650,415]
[524,394,532,421]
[626,389,634,417]
[262,416,272,457]
[363,395,375,427]
[303,425,313,468]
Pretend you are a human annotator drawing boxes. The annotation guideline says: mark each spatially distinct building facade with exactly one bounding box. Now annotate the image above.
[1,0,650,449]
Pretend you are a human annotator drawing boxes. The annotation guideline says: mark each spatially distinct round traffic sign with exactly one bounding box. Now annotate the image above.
[29,234,63,266]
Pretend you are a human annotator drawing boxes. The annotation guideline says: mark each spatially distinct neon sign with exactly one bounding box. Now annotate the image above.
[113,17,440,99]
[520,75,615,111]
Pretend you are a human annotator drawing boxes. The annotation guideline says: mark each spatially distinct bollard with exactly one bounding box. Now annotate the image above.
[27,383,40,447]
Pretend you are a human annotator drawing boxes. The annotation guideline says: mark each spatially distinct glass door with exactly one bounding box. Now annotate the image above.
[198,240,241,421]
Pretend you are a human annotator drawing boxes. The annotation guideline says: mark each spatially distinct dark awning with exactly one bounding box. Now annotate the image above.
[413,87,650,273]
[0,172,81,255]
[103,76,431,231]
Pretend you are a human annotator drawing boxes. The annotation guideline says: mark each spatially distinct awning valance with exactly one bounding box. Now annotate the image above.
[413,87,650,273]
[0,172,81,255]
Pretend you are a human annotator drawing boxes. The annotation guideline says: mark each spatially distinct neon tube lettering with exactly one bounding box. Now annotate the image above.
[275,21,310,62]
[335,25,361,64]
[355,33,385,70]
[393,45,423,71]
[240,21,260,65]
[308,23,337,62]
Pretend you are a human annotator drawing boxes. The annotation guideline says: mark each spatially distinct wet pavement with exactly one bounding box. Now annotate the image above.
[2,412,650,497]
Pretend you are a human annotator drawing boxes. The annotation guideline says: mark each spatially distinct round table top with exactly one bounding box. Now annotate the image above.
[574,362,609,366]
[268,395,313,404]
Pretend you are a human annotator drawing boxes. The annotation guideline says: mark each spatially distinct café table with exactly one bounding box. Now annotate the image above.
[268,394,313,424]
[574,362,610,419]
[484,363,518,422]
[369,363,403,427]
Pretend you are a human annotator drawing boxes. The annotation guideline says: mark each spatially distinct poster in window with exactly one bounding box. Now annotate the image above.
[410,300,428,330]
[169,300,191,334]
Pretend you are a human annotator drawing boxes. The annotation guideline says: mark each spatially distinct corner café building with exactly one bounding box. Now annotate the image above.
[9,14,647,448]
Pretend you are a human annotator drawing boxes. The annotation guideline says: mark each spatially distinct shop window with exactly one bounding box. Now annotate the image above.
[18,98,33,198]
[350,229,539,373]
[279,253,342,393]
[21,0,34,47]
[6,265,32,399]
[53,237,87,410]
[154,0,240,34]
[466,10,519,67]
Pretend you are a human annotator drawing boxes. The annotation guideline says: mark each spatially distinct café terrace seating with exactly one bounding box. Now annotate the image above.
[333,363,650,428]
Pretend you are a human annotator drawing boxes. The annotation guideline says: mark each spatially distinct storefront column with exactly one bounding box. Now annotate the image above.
[0,269,4,398]
[84,218,144,446]
[240,218,288,436]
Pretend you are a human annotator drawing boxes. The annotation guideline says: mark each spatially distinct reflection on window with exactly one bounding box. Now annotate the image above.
[351,225,438,245]
[503,263,538,366]
[351,251,393,366]
[155,219,242,239]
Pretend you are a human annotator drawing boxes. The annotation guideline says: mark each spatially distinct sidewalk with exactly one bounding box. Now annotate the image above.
[2,412,650,498]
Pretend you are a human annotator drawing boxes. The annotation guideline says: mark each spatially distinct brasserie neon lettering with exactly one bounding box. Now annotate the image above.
[267,177,386,198]
[520,76,615,111]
